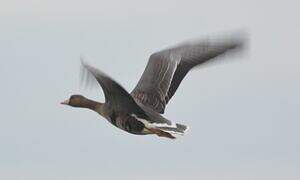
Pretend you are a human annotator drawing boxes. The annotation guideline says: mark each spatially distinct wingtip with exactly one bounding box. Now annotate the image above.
[80,55,88,67]
[79,56,96,73]
[225,31,249,50]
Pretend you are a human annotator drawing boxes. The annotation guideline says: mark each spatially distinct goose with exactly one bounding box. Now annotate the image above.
[61,34,245,139]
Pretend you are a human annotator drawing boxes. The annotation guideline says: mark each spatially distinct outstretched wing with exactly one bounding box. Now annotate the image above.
[81,61,147,117]
[131,35,245,114]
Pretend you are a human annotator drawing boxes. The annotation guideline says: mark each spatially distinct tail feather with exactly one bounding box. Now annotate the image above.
[156,123,188,136]
[136,117,189,139]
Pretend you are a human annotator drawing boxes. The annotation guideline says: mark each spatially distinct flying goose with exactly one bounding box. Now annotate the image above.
[61,34,245,139]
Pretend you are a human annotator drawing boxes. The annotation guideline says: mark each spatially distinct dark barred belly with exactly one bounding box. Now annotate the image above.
[108,112,146,135]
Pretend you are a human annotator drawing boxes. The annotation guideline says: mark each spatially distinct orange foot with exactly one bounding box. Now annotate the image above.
[146,128,175,139]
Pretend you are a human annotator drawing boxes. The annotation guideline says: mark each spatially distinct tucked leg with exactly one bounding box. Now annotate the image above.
[146,128,176,139]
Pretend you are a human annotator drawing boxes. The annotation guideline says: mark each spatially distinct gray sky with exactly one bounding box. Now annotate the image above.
[1,0,299,179]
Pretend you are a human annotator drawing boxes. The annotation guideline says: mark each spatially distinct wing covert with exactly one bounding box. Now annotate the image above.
[131,35,245,113]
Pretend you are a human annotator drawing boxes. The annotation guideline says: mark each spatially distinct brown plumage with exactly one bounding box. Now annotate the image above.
[61,33,246,139]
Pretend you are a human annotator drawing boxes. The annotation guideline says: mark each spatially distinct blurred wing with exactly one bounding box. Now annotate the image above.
[81,61,147,116]
[131,35,245,114]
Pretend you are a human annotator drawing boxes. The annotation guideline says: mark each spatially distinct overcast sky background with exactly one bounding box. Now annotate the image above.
[0,0,299,179]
